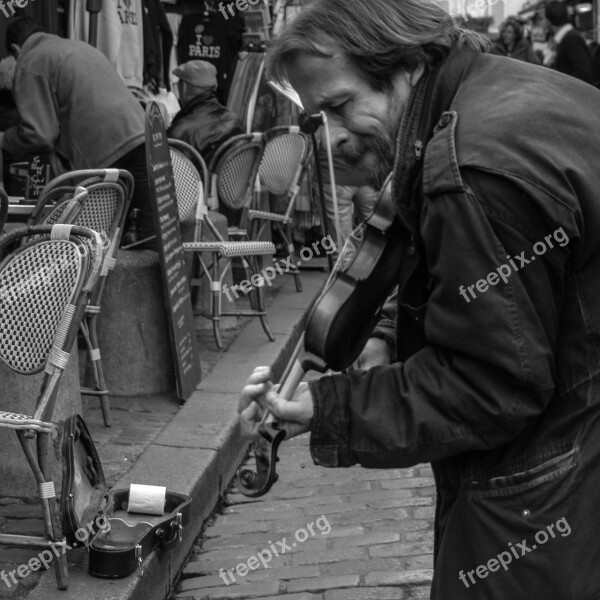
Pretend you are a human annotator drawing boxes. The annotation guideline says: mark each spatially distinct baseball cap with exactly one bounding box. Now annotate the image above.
[173,60,218,88]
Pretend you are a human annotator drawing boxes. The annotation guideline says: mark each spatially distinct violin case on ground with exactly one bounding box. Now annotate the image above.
[60,414,107,546]
[88,488,192,578]
[59,414,192,578]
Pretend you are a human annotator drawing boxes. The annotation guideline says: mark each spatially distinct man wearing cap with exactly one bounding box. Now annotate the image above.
[168,60,243,165]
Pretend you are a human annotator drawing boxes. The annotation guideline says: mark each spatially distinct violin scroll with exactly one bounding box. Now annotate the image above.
[235,422,287,497]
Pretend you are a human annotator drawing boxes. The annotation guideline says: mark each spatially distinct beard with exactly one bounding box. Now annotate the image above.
[338,109,400,190]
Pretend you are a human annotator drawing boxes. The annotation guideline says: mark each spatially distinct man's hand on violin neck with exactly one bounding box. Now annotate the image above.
[238,367,314,440]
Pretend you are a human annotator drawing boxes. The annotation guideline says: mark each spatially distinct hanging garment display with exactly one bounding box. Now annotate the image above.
[226,50,264,131]
[69,0,145,89]
[176,8,244,104]
[166,13,182,93]
[226,49,277,133]
[142,0,173,92]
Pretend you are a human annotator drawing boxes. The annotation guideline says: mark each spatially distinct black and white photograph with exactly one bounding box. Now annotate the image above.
[0,0,598,599]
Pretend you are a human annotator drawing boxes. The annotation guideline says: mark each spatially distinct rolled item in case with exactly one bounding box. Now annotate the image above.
[127,483,166,515]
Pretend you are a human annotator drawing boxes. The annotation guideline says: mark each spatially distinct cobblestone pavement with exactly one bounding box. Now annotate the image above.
[173,422,434,600]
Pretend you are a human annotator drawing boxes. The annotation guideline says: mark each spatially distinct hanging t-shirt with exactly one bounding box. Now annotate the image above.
[176,10,243,104]
[69,0,145,89]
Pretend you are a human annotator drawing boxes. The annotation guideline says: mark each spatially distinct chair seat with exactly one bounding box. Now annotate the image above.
[248,210,291,224]
[183,240,275,257]
[0,411,54,433]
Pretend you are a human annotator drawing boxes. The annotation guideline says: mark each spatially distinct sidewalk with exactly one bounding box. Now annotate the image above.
[0,267,327,600]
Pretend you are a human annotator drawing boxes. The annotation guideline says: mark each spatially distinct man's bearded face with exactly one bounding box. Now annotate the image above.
[289,50,412,190]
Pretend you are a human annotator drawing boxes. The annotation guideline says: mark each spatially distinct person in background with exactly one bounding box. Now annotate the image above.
[490,17,541,64]
[0,17,155,245]
[545,1,595,84]
[0,56,18,133]
[168,60,244,166]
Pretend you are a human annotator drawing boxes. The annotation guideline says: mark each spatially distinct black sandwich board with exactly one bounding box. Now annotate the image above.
[145,101,200,400]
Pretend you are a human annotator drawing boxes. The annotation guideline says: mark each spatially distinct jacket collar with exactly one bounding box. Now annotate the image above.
[171,90,220,121]
[392,42,481,232]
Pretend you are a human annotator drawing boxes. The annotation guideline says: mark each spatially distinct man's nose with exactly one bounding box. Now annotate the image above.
[320,123,350,153]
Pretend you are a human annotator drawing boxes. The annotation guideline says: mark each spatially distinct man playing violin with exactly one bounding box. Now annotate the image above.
[239,1,600,597]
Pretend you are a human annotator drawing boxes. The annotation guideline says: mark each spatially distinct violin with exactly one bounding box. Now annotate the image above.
[236,173,403,497]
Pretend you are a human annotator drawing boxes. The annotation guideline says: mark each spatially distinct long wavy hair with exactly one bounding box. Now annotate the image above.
[267,0,489,92]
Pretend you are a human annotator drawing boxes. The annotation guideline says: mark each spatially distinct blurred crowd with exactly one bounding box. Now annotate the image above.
[488,1,598,85]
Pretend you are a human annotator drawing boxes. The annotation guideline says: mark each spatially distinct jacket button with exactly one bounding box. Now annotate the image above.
[407,246,415,255]
[438,113,452,128]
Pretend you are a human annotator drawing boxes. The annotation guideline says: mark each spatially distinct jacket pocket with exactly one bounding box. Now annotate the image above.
[465,445,577,498]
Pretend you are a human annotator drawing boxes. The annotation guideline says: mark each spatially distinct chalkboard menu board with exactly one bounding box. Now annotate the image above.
[145,102,200,400]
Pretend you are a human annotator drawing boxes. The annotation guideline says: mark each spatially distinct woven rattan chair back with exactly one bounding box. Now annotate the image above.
[0,238,85,374]
[30,169,132,235]
[210,134,264,211]
[38,182,124,243]
[73,183,122,237]
[42,200,70,226]
[170,147,203,223]
[259,129,309,196]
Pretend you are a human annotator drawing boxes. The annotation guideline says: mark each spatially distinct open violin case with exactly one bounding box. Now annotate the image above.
[60,414,191,578]
[88,488,192,578]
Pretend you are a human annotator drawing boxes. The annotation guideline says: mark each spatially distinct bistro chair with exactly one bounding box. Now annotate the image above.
[247,126,312,292]
[29,169,133,427]
[0,224,105,590]
[207,133,265,237]
[169,139,276,348]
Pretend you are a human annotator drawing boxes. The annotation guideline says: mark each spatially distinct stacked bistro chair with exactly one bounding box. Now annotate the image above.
[28,169,133,427]
[206,132,267,307]
[0,224,105,590]
[247,125,312,292]
[206,132,264,240]
[168,138,276,349]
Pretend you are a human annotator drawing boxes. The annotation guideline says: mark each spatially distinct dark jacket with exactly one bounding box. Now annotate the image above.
[3,33,145,169]
[167,90,244,166]
[308,44,600,599]
[555,29,595,83]
[490,37,541,64]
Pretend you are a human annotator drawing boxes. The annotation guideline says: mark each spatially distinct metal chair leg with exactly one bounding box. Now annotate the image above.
[79,318,111,427]
[253,264,274,342]
[282,223,302,292]
[18,431,69,590]
[211,253,223,349]
[38,433,68,589]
